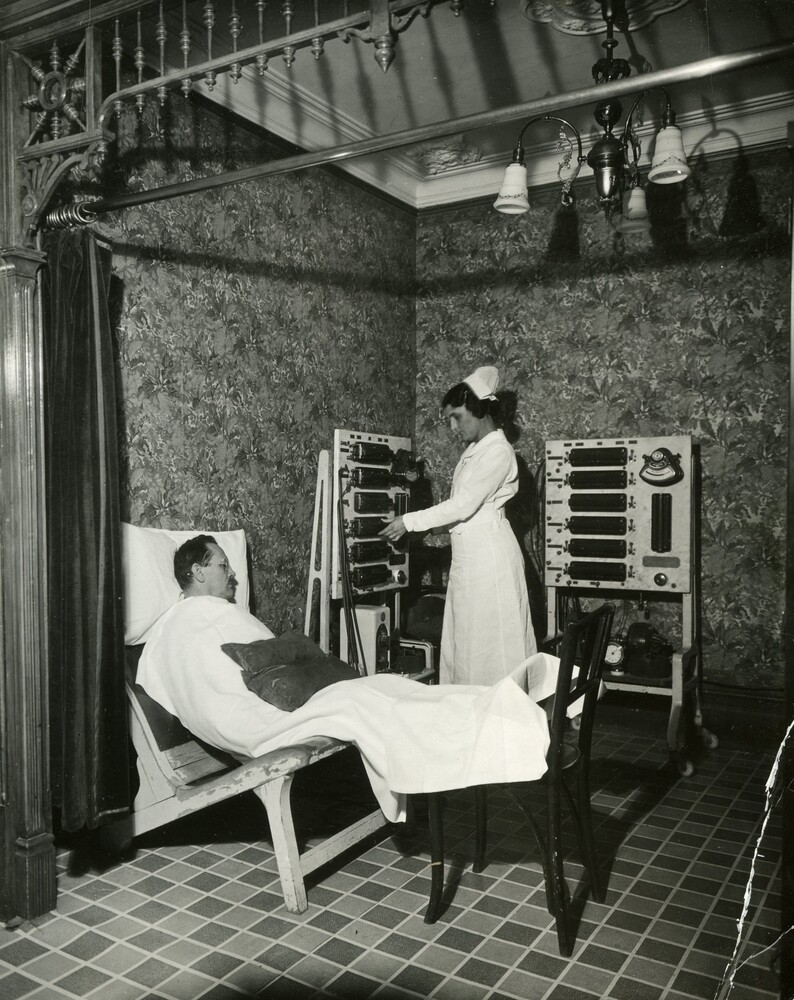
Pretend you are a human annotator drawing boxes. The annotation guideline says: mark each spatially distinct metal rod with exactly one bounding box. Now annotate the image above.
[90,39,794,215]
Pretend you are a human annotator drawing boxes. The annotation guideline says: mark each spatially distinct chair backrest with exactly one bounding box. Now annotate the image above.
[548,603,615,775]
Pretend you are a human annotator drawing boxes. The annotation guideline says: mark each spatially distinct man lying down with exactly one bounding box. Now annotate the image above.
[137,534,561,826]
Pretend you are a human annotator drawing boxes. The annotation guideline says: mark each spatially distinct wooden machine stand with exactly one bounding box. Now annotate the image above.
[544,435,718,776]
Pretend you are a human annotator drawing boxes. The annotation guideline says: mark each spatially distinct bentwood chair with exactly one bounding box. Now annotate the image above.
[424,603,615,958]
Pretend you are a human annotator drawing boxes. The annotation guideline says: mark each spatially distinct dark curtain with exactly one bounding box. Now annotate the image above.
[43,228,130,832]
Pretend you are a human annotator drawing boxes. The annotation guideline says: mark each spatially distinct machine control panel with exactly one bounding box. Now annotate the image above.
[331,428,414,599]
[544,435,693,592]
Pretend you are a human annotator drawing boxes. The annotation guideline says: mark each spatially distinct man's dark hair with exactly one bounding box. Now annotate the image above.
[174,534,217,590]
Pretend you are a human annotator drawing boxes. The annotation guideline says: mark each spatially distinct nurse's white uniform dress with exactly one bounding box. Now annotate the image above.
[401,429,537,685]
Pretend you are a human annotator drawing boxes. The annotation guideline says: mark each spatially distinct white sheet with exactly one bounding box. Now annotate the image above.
[137,596,560,823]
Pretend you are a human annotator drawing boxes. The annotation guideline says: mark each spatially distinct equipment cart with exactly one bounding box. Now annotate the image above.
[543,435,718,775]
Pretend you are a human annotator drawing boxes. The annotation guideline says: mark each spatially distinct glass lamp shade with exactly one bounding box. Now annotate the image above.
[614,187,651,234]
[648,125,691,184]
[493,162,530,214]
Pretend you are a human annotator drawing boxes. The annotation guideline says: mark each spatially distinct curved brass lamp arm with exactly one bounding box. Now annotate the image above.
[512,114,585,165]
[620,87,676,155]
[509,115,587,206]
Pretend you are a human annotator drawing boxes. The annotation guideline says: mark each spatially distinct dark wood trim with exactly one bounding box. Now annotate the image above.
[0,1,157,43]
[1,19,58,920]
[0,248,56,921]
[702,687,786,751]
[598,685,786,754]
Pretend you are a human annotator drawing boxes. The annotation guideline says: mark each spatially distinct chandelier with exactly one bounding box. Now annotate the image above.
[494,0,691,232]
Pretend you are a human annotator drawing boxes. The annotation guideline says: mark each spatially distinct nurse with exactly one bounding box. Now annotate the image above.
[380,365,537,685]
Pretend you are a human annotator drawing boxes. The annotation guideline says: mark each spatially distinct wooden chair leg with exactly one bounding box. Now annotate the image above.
[561,765,603,906]
[424,793,444,924]
[576,761,603,902]
[509,786,556,917]
[253,775,307,914]
[549,847,573,957]
[547,781,573,957]
[473,785,487,873]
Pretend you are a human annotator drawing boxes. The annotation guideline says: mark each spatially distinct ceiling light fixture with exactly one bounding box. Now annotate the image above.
[613,138,651,235]
[494,0,691,225]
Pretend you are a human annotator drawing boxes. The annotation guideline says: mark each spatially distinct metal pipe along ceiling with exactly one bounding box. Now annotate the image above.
[90,39,794,215]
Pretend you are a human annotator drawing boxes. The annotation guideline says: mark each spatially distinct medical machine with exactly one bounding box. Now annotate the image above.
[544,435,692,592]
[330,428,414,601]
[305,428,427,678]
[339,605,391,676]
[543,435,716,775]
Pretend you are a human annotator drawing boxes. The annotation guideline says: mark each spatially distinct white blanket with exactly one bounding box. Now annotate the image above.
[137,596,561,823]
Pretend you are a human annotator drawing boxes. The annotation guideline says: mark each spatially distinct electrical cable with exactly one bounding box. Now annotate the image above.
[337,496,357,671]
[341,516,366,675]
[342,532,366,674]
[336,473,367,676]
[527,458,546,584]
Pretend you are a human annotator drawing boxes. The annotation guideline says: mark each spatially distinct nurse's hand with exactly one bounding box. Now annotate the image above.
[380,515,407,542]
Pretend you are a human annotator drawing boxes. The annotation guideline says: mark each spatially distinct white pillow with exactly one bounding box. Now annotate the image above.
[122,523,250,645]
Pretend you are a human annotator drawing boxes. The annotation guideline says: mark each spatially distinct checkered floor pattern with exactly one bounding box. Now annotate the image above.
[0,722,782,1000]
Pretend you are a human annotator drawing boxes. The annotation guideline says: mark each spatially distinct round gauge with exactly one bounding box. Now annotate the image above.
[604,640,625,667]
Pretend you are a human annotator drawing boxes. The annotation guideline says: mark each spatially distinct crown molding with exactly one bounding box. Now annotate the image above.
[413,89,794,209]
[199,67,794,210]
[198,67,427,201]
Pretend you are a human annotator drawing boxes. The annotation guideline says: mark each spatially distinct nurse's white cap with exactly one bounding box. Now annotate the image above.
[464,365,499,401]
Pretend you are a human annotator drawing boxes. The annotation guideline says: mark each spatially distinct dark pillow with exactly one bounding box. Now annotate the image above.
[221,630,359,711]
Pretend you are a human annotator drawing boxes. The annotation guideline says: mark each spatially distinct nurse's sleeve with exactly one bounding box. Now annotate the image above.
[402,444,513,532]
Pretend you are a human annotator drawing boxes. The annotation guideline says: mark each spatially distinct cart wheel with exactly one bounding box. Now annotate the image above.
[570,715,582,731]
[698,728,719,750]
[674,753,695,778]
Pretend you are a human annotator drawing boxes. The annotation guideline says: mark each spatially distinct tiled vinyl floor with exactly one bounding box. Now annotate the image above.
[0,721,783,1000]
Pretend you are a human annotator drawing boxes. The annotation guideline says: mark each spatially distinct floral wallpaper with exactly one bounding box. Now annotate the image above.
[97,98,416,633]
[414,151,790,689]
[96,88,789,690]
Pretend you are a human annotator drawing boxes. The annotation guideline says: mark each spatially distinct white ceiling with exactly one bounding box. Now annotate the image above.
[169,0,793,209]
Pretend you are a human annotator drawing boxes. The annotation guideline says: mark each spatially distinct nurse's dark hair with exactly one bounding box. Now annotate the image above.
[174,534,217,589]
[442,381,504,424]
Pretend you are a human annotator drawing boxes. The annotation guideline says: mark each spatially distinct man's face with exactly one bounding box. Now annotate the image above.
[444,403,481,444]
[199,542,238,601]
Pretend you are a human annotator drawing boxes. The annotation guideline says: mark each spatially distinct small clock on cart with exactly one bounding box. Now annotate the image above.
[604,638,626,672]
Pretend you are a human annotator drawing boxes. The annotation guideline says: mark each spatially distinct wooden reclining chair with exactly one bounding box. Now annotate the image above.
[424,603,615,957]
[103,649,388,913]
